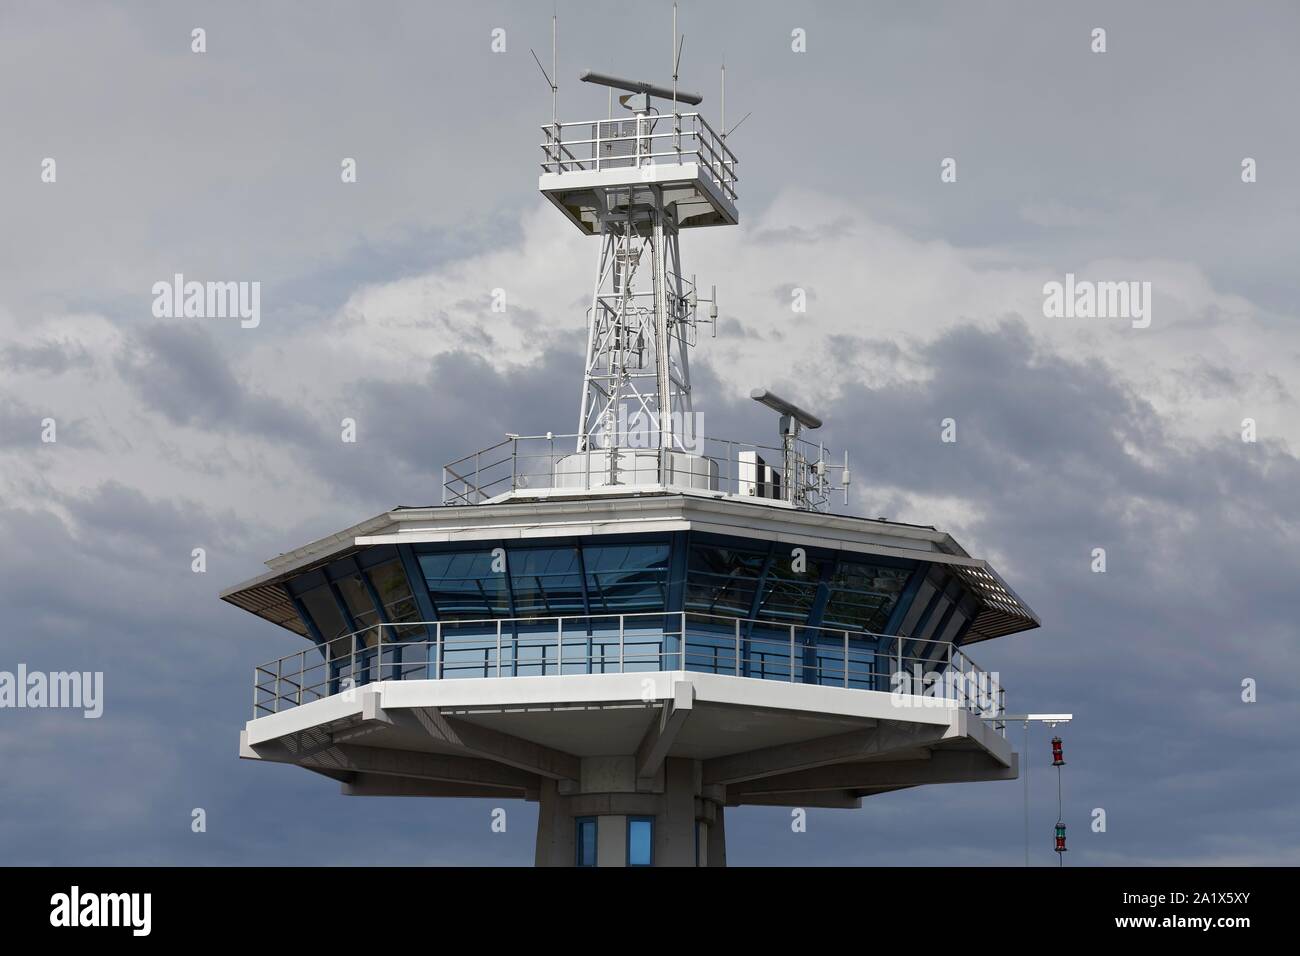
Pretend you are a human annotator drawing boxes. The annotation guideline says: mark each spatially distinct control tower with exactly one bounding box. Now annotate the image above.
[225,62,1039,867]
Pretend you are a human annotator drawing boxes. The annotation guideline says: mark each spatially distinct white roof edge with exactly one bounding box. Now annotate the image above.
[222,494,1029,626]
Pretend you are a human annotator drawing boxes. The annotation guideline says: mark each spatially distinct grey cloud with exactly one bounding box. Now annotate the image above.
[0,398,99,451]
[3,339,93,374]
[116,323,325,446]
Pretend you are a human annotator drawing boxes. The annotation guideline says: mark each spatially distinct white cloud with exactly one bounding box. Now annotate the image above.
[5,187,1294,545]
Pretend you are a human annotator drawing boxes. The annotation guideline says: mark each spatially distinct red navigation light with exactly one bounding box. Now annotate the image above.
[1051,736,1065,767]
[1054,823,1067,853]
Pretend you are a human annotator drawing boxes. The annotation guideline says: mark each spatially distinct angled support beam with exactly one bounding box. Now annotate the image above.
[342,773,521,799]
[414,706,580,781]
[636,680,694,780]
[344,691,580,781]
[243,730,540,792]
[733,790,865,809]
[306,766,357,785]
[703,721,948,786]
[730,750,1019,798]
[331,743,540,790]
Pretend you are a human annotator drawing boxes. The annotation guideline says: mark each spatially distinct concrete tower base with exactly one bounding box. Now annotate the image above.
[533,757,726,867]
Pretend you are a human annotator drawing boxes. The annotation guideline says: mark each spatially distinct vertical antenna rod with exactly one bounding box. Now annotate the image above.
[720,60,725,141]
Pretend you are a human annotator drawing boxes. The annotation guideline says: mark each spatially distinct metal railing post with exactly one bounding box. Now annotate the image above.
[843,631,849,688]
[680,611,687,670]
[790,625,796,682]
[619,614,625,672]
[436,622,443,679]
[557,617,563,676]
[496,620,503,677]
[734,618,741,676]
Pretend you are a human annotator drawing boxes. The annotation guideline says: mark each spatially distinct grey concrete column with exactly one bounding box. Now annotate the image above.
[657,757,699,867]
[532,756,726,867]
[533,778,574,867]
[707,805,727,867]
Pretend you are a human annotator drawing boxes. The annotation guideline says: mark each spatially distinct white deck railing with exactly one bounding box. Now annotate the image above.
[441,432,847,510]
[540,112,738,202]
[252,610,1006,731]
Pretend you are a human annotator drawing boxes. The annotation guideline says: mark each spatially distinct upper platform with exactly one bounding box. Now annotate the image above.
[539,112,738,233]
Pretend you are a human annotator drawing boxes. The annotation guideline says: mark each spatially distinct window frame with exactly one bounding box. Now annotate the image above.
[575,816,598,867]
[626,815,655,867]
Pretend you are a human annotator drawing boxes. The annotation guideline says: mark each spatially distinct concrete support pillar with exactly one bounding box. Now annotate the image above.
[707,805,727,867]
[657,757,699,867]
[532,756,725,867]
[533,778,575,867]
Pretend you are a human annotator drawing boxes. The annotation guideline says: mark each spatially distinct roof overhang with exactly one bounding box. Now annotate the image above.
[221,492,1040,644]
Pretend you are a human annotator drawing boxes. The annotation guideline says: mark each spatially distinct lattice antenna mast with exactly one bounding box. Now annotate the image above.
[537,9,737,464]
[571,84,710,454]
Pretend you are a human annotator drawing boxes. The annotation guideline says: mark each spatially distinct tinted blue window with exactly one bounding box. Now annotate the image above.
[298,584,349,643]
[627,817,654,867]
[582,543,670,613]
[686,544,766,617]
[416,539,670,621]
[419,550,509,619]
[575,817,597,867]
[756,558,826,624]
[822,562,911,633]
[365,559,423,637]
[510,546,585,616]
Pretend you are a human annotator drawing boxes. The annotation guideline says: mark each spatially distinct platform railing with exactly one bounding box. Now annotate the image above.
[540,112,738,202]
[441,432,843,510]
[252,611,1006,730]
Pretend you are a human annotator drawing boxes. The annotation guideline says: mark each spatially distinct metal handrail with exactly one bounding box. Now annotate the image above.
[539,113,737,164]
[251,610,1005,728]
[539,112,738,201]
[440,431,848,509]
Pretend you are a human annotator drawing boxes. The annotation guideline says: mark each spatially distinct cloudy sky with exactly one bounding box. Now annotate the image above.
[2,0,1298,865]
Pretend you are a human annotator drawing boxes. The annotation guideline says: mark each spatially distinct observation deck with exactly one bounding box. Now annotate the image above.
[539,112,738,233]
[252,609,1006,725]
